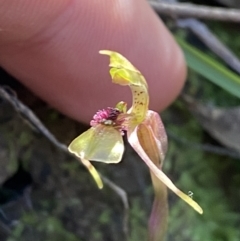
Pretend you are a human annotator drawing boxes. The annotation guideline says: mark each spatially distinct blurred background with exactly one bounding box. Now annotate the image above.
[0,0,240,240]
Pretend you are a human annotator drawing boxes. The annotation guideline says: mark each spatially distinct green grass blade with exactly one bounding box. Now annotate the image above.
[176,37,240,99]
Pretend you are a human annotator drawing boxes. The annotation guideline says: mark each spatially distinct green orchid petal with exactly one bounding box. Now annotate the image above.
[109,68,145,87]
[99,50,140,73]
[100,50,149,124]
[68,125,124,163]
[68,125,124,188]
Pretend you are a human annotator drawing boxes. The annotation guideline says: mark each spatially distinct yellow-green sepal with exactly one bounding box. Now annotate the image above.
[68,125,124,163]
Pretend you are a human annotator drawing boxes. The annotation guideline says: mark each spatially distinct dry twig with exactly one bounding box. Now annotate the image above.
[149,1,240,22]
[151,0,240,75]
[102,176,129,239]
[177,18,240,74]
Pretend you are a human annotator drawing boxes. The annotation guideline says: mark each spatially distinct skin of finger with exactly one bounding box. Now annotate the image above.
[0,0,186,123]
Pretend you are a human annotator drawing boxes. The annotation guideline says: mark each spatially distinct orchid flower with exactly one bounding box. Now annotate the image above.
[68,51,203,218]
[68,101,128,189]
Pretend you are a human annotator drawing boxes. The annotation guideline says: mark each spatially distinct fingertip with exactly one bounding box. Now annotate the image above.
[0,0,186,123]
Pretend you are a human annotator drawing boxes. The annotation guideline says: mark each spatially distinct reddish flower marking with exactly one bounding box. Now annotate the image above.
[90,107,127,135]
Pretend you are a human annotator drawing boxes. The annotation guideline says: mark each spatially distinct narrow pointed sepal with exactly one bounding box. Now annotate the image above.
[127,117,203,215]
[81,159,103,189]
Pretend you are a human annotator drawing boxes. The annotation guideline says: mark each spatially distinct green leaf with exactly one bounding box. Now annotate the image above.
[176,37,240,99]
